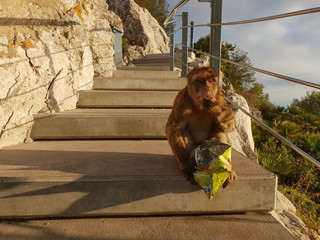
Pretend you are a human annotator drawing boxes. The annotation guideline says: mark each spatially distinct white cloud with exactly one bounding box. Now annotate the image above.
[258,77,317,106]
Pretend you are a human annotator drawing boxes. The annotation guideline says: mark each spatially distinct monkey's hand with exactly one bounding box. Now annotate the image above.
[202,99,234,131]
[202,98,219,109]
[202,98,227,115]
[216,108,234,132]
[222,170,237,188]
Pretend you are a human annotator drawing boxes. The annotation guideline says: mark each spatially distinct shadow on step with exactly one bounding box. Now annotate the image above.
[0,149,200,216]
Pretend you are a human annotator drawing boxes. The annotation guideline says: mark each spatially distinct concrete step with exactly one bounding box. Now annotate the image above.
[143,53,171,59]
[132,58,170,65]
[0,213,298,240]
[77,90,177,108]
[93,77,187,91]
[133,61,184,69]
[133,62,172,66]
[117,65,171,71]
[113,69,180,79]
[30,109,170,140]
[0,140,277,218]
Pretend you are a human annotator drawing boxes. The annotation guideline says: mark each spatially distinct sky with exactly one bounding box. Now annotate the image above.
[166,0,320,106]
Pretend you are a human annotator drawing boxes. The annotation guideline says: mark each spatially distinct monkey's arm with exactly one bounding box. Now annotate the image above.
[205,89,234,132]
[214,106,234,132]
[166,124,195,174]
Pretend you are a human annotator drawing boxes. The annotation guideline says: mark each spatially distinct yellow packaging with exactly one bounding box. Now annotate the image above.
[192,140,232,200]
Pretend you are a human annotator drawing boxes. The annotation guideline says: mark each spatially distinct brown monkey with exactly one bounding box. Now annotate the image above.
[165,66,236,186]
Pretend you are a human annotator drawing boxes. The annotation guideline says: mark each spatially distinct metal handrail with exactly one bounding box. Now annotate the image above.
[181,44,320,90]
[176,7,320,30]
[224,96,320,168]
[164,0,190,26]
[165,18,182,25]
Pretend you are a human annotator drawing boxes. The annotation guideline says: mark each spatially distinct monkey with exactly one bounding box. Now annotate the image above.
[165,66,236,187]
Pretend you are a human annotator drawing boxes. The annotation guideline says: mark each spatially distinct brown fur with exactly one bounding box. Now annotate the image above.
[165,66,236,185]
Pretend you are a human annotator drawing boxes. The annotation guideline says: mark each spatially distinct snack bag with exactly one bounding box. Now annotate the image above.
[192,139,232,200]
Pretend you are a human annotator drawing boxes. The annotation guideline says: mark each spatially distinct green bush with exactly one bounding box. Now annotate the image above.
[256,140,293,176]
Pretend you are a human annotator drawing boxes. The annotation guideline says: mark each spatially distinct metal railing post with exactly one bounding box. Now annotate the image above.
[182,12,188,77]
[170,24,175,71]
[111,25,123,67]
[190,21,194,50]
[210,0,222,85]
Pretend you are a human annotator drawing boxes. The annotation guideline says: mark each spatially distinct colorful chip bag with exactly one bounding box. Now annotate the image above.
[192,139,232,200]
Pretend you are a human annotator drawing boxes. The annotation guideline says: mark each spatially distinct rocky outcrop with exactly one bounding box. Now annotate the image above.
[123,45,145,65]
[226,93,256,160]
[0,0,117,148]
[188,54,210,69]
[107,0,169,58]
[271,191,319,240]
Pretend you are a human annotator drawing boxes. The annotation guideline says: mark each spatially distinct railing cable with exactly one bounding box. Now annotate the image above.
[172,7,320,33]
[181,44,320,90]
[224,96,320,168]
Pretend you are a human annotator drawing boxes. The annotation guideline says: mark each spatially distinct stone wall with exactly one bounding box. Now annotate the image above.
[0,0,117,148]
[107,0,169,56]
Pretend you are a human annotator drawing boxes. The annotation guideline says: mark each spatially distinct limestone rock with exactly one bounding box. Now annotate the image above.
[107,0,169,56]
[106,9,123,33]
[271,191,312,240]
[221,72,235,95]
[123,45,145,66]
[226,93,256,160]
[188,54,210,69]
[0,0,115,148]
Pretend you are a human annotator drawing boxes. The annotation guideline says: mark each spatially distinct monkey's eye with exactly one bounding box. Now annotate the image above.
[194,78,206,84]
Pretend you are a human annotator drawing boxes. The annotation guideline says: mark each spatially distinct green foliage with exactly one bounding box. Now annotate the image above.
[256,140,293,176]
[122,37,130,50]
[253,92,320,195]
[193,35,210,55]
[292,91,320,116]
[287,104,320,131]
[241,83,271,110]
[134,0,169,28]
[222,45,256,93]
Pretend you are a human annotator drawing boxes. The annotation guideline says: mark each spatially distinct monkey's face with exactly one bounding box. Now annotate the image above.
[187,67,218,110]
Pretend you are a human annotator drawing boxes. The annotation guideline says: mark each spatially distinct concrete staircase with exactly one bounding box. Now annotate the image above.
[30,69,184,140]
[0,57,277,218]
[132,52,193,69]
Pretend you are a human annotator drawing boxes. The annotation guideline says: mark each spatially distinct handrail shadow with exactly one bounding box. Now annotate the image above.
[0,18,80,26]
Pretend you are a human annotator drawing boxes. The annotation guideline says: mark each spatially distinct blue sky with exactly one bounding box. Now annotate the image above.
[166,0,320,106]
